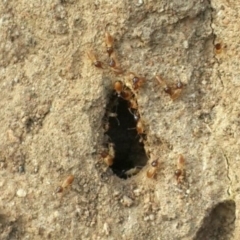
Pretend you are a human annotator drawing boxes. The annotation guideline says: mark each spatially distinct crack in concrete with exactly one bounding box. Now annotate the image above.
[208,1,232,196]
[208,0,225,87]
[222,151,232,196]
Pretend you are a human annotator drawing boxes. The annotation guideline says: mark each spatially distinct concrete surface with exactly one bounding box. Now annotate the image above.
[0,0,239,239]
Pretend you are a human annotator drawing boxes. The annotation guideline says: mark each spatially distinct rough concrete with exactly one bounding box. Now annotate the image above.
[0,0,239,239]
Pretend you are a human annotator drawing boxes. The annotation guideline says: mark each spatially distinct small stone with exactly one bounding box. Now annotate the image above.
[103,222,110,236]
[113,190,120,197]
[34,166,39,173]
[16,189,27,198]
[136,0,144,7]
[183,40,189,49]
[143,216,149,221]
[133,188,141,197]
[18,165,25,173]
[121,195,133,207]
[6,129,19,143]
[0,179,5,187]
[149,214,155,221]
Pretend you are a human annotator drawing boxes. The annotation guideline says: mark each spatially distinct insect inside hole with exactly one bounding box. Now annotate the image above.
[101,143,115,166]
[136,119,144,134]
[56,175,74,193]
[114,81,124,96]
[123,166,143,178]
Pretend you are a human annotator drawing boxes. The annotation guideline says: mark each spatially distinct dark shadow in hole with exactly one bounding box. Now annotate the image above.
[194,200,236,240]
[104,92,148,179]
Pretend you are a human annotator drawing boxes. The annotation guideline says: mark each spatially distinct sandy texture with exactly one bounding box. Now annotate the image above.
[0,0,239,239]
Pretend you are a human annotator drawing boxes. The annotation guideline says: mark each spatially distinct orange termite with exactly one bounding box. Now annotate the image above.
[101,152,114,166]
[56,175,74,193]
[101,143,115,166]
[156,75,172,94]
[156,75,183,100]
[146,159,159,178]
[128,72,145,90]
[170,81,183,100]
[87,50,103,68]
[108,52,122,74]
[105,32,114,56]
[174,154,185,184]
[114,81,123,96]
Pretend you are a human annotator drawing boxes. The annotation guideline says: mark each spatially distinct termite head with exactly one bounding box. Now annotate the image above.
[109,57,116,68]
[94,61,103,68]
[170,81,183,100]
[175,154,185,183]
[151,159,159,168]
[147,158,159,178]
[105,32,114,56]
[164,86,172,95]
[156,75,171,94]
[174,169,182,178]
[156,75,183,100]
[56,186,63,193]
[114,81,123,96]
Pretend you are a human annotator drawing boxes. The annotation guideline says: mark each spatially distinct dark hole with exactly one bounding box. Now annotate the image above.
[104,91,148,179]
[25,117,34,132]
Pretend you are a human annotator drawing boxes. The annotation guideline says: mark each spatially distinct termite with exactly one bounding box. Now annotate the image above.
[146,159,159,178]
[56,175,74,193]
[87,50,103,68]
[174,154,185,184]
[105,32,114,56]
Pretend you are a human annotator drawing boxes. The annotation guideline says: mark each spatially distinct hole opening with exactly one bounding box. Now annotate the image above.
[103,90,148,179]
